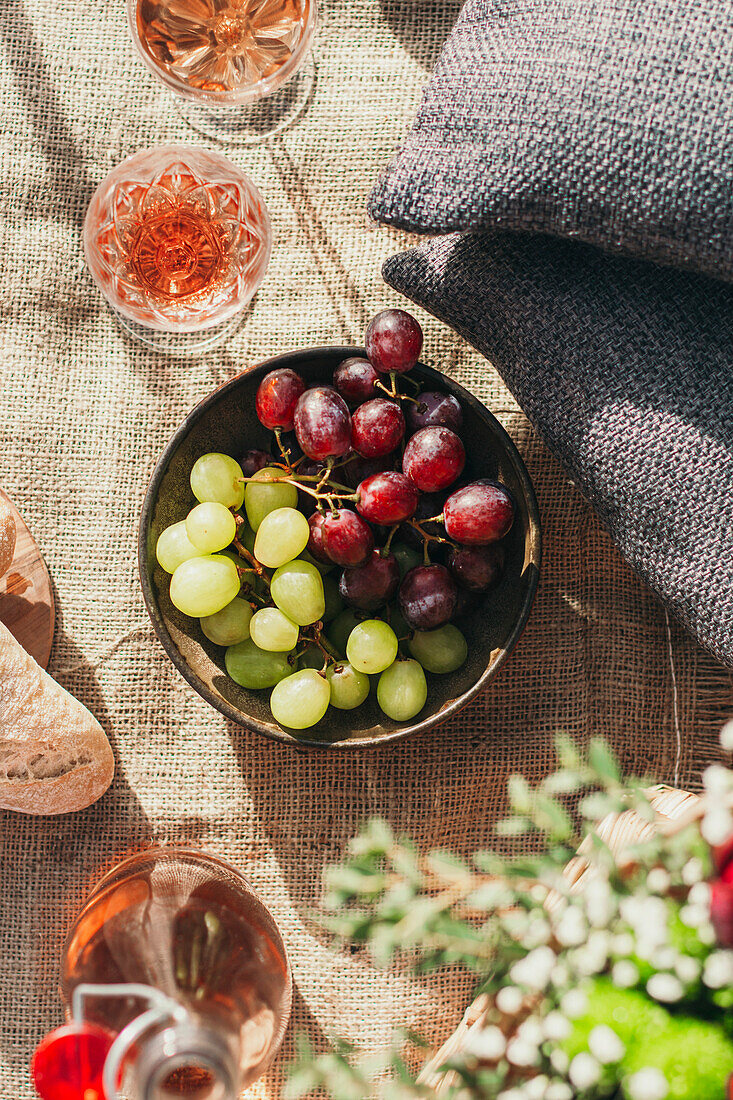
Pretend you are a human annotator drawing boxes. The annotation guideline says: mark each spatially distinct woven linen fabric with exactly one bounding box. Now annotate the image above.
[0,2,732,1098]
[368,0,733,282]
[383,232,733,667]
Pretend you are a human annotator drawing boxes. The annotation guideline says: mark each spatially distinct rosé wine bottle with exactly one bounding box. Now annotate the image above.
[58,848,292,1100]
[84,146,272,355]
[127,0,318,144]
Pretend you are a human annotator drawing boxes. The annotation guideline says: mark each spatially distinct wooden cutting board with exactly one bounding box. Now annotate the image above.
[0,490,54,669]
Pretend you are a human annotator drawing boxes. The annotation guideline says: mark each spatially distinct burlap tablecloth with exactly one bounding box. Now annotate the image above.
[0,1,731,1096]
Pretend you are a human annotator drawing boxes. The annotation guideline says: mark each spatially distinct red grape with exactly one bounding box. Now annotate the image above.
[406,391,463,434]
[402,427,465,492]
[351,399,405,459]
[307,512,332,563]
[294,386,352,461]
[339,550,400,611]
[339,451,396,489]
[452,585,476,619]
[443,481,515,545]
[240,449,270,477]
[448,544,505,591]
[322,509,374,566]
[357,471,420,525]
[399,564,457,630]
[711,879,733,947]
[255,368,305,431]
[333,357,378,405]
[365,309,423,375]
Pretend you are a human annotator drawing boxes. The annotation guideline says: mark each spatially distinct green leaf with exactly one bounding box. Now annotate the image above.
[588,738,621,784]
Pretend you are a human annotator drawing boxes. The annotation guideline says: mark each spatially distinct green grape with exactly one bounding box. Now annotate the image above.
[377,658,427,721]
[170,555,240,618]
[409,624,468,673]
[200,597,253,646]
[190,453,245,510]
[270,560,325,626]
[391,541,422,580]
[249,606,300,652]
[254,507,309,568]
[270,669,331,729]
[327,609,362,656]
[299,643,325,670]
[322,574,344,623]
[156,521,204,574]
[225,638,294,689]
[346,619,398,674]
[185,502,237,554]
[244,466,298,531]
[326,662,370,710]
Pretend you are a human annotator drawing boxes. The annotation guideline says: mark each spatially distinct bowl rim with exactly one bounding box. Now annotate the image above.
[138,346,542,750]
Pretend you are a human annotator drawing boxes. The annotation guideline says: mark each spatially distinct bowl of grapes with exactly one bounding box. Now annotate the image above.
[138,310,541,748]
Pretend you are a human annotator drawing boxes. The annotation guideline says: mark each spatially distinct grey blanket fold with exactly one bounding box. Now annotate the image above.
[383,233,733,667]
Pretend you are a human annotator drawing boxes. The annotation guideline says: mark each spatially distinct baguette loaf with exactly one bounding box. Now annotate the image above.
[0,619,115,814]
[0,495,16,579]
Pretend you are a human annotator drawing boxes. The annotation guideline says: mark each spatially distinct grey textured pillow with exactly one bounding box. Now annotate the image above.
[382,233,733,666]
[370,0,733,281]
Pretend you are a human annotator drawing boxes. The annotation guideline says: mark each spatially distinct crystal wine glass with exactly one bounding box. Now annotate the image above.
[84,145,272,355]
[127,0,318,144]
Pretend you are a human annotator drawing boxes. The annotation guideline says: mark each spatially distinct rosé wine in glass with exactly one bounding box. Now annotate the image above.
[84,146,271,353]
[127,0,318,143]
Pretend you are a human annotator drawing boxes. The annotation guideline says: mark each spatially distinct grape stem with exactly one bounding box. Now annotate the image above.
[381,524,400,556]
[233,539,270,586]
[273,427,295,472]
[238,473,356,499]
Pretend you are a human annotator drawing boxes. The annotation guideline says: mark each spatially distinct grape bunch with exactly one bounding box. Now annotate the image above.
[155,308,516,733]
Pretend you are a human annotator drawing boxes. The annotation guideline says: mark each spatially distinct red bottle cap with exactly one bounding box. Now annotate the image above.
[31,1023,114,1100]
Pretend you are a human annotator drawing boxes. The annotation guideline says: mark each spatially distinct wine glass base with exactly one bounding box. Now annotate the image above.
[174,54,317,146]
[113,308,247,358]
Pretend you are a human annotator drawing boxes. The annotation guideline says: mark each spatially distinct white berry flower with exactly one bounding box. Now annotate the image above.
[568,1052,601,1089]
[612,960,640,988]
[510,946,556,990]
[689,881,711,907]
[518,1018,545,1048]
[612,932,635,956]
[588,1024,625,1064]
[463,1025,506,1061]
[679,903,707,928]
[555,905,587,947]
[626,1067,669,1100]
[584,879,615,927]
[550,962,570,987]
[674,954,701,983]
[703,764,732,795]
[650,947,676,971]
[497,1090,524,1100]
[703,950,733,989]
[681,857,704,885]
[701,807,733,846]
[506,1036,538,1067]
[720,719,733,751]
[545,1085,572,1100]
[550,1048,570,1075]
[523,1075,549,1100]
[496,985,525,1015]
[573,929,611,976]
[525,916,552,947]
[543,1010,572,1041]
[647,973,684,1003]
[647,868,671,894]
[560,989,588,1018]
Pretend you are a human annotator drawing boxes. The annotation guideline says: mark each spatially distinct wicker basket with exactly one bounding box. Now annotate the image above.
[418,785,702,1095]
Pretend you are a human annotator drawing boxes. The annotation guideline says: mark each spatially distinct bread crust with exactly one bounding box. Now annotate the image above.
[0,496,16,580]
[0,620,114,814]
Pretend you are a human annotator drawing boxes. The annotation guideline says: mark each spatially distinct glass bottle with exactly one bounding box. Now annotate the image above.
[59,848,292,1100]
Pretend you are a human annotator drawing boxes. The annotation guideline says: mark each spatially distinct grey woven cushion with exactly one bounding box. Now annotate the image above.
[382,233,733,666]
[370,0,733,281]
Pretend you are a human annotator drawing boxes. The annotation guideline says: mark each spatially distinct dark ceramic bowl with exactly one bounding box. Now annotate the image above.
[139,348,541,749]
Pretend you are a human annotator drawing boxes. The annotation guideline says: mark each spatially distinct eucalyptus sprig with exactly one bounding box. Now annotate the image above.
[286,735,733,1100]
